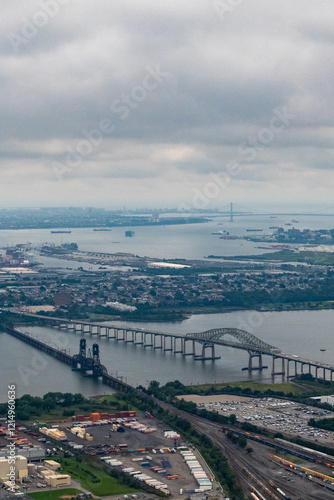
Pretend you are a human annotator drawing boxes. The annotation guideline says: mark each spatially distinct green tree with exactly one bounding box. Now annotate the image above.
[238,436,247,448]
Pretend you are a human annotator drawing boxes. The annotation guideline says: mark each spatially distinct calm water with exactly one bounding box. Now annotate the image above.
[1,213,334,262]
[1,213,334,401]
[1,309,334,400]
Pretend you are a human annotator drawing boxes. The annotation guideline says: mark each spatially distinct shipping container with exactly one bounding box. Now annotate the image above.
[90,413,101,421]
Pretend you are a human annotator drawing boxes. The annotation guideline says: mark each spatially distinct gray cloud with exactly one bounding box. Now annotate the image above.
[1,0,334,208]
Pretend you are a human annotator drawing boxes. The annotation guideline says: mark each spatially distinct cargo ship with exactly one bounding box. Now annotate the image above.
[93,228,112,231]
[51,230,72,234]
[246,229,263,232]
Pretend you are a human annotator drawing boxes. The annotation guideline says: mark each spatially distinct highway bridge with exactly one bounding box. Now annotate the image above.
[4,309,334,380]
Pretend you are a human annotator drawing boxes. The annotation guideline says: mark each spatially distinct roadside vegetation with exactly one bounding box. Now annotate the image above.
[190,381,305,396]
[142,378,334,406]
[28,489,82,500]
[221,250,334,266]
[0,392,132,422]
[51,457,137,496]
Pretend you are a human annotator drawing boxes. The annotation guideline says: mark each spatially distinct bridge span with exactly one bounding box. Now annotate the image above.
[5,327,131,391]
[5,310,334,380]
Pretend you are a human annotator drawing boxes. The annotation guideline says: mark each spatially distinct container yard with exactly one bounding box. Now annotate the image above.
[100,446,214,497]
[56,412,218,497]
[0,411,222,498]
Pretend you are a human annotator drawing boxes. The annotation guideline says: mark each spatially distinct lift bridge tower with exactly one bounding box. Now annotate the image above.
[72,339,107,378]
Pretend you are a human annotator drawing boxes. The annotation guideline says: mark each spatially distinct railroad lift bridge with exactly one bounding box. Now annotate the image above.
[5,309,334,380]
[72,338,108,378]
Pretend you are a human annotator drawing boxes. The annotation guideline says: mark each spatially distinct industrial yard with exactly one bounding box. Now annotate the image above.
[0,410,224,499]
[52,412,221,498]
[3,396,334,499]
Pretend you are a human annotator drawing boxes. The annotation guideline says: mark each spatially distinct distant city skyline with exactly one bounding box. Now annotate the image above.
[1,1,334,208]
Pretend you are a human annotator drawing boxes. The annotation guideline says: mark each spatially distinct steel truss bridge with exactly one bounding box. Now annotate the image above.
[5,310,334,380]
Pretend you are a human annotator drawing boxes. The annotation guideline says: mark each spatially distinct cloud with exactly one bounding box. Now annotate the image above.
[0,0,334,207]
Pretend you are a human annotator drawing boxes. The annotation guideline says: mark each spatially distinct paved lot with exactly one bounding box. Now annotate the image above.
[179,394,334,444]
[59,416,222,499]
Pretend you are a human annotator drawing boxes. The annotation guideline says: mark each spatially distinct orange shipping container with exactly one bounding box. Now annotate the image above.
[90,413,101,421]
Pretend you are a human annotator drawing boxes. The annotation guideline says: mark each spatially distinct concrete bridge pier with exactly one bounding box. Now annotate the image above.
[90,325,100,336]
[163,335,173,351]
[134,330,144,345]
[182,338,195,356]
[99,326,107,338]
[173,337,183,353]
[125,330,134,343]
[271,356,285,376]
[144,332,153,348]
[194,342,221,361]
[106,327,115,339]
[244,352,267,372]
[115,329,125,341]
[154,334,163,349]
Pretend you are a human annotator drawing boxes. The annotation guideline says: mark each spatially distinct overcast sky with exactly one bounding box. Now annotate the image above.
[1,0,334,210]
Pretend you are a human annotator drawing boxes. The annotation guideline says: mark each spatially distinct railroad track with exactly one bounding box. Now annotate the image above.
[154,399,334,499]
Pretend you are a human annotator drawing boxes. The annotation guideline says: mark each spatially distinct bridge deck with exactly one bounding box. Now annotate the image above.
[4,309,334,373]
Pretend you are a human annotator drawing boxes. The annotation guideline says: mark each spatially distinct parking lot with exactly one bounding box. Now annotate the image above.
[179,394,334,444]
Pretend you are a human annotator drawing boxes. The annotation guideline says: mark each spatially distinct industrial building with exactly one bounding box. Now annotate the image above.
[0,447,45,461]
[43,460,61,471]
[0,455,28,483]
[311,395,334,406]
[40,460,71,487]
